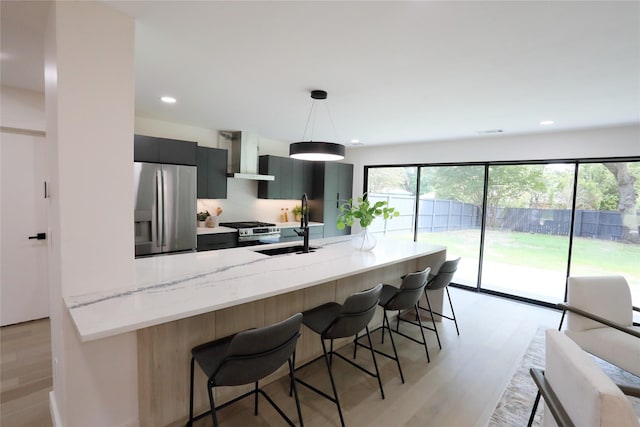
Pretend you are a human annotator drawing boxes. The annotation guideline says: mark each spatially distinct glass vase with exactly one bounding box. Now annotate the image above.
[352,228,377,251]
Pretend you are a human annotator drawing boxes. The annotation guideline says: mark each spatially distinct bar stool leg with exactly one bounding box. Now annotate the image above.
[188,357,195,426]
[383,310,404,383]
[207,380,219,427]
[414,303,431,363]
[288,357,304,427]
[365,326,385,399]
[424,290,442,349]
[446,287,460,335]
[353,333,359,359]
[254,381,259,415]
[321,339,345,427]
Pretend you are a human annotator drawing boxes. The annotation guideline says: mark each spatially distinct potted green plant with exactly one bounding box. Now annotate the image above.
[337,194,399,250]
[291,205,307,222]
[197,211,210,227]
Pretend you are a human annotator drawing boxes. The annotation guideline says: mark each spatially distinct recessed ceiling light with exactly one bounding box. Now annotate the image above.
[540,120,554,126]
[161,96,177,104]
[350,139,360,144]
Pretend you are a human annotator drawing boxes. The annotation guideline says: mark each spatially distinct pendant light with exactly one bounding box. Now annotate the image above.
[289,90,345,161]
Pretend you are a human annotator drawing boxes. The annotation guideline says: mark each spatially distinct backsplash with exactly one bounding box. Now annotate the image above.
[197,178,303,224]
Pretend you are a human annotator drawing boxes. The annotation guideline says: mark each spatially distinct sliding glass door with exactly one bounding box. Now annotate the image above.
[364,158,638,306]
[481,164,575,302]
[366,166,418,239]
[416,166,485,288]
[570,161,640,305]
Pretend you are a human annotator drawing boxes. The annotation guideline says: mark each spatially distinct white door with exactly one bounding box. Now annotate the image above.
[1,131,49,326]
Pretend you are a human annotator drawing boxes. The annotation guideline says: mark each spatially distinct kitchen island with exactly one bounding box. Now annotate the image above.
[65,236,446,426]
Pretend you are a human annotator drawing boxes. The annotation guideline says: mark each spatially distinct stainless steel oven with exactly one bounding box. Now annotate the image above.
[219,221,281,246]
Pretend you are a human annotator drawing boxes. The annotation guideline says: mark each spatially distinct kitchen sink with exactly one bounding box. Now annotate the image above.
[255,245,318,256]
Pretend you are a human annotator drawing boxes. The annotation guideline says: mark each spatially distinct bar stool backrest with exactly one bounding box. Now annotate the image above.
[323,283,383,340]
[384,267,431,311]
[212,313,303,386]
[426,258,461,291]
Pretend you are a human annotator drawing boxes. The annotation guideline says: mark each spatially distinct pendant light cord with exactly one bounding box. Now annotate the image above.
[302,100,317,141]
[323,100,341,142]
[301,98,341,142]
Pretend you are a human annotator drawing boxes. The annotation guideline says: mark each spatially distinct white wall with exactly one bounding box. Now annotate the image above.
[0,86,46,131]
[45,3,137,426]
[345,124,640,198]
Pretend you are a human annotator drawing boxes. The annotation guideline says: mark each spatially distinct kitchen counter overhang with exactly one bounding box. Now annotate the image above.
[65,236,446,342]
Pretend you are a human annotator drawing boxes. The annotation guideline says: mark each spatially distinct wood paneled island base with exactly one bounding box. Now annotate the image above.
[137,251,445,426]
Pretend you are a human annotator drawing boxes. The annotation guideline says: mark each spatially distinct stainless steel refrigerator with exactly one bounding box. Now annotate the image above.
[134,162,197,257]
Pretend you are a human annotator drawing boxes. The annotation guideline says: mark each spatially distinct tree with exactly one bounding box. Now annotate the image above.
[419,166,485,206]
[576,164,618,210]
[604,162,639,242]
[368,167,416,194]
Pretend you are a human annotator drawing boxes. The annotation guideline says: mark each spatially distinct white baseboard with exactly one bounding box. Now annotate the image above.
[49,391,62,427]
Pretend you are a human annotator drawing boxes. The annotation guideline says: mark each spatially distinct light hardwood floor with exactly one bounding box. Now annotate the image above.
[1,317,52,427]
[0,289,560,427]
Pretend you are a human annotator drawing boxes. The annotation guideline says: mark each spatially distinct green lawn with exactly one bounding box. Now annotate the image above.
[385,229,640,281]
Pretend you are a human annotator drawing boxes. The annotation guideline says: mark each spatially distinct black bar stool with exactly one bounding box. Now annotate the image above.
[187,313,304,427]
[293,284,384,427]
[398,258,461,349]
[356,267,431,384]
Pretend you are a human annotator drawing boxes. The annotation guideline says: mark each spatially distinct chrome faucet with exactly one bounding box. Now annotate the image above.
[295,193,310,253]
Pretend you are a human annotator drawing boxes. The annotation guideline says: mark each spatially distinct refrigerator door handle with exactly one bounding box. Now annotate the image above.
[161,169,168,247]
[156,169,164,248]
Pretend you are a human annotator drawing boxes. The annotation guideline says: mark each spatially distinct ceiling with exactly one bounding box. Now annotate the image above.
[2,1,639,147]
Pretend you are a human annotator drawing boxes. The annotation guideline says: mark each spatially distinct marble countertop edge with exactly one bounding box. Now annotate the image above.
[66,237,446,342]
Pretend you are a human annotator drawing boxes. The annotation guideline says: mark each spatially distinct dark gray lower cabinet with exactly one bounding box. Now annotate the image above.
[279,226,324,243]
[197,233,237,251]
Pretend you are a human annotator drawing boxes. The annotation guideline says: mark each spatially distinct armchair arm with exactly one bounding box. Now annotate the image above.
[529,368,575,427]
[557,303,640,339]
[618,384,640,399]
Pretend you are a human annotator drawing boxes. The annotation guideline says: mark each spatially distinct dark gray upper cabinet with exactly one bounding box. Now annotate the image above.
[197,146,228,199]
[310,161,354,237]
[258,155,312,200]
[134,134,197,166]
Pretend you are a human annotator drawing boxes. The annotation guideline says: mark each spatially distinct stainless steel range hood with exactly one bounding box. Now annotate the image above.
[220,131,275,181]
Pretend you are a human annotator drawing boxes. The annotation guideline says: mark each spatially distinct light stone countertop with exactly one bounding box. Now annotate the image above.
[65,237,445,342]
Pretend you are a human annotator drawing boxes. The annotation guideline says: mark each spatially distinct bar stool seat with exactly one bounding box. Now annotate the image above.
[294,284,384,427]
[188,313,304,427]
[402,257,461,350]
[302,302,342,335]
[356,266,431,384]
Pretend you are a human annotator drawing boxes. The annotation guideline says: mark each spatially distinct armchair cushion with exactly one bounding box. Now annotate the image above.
[565,326,640,378]
[567,275,633,332]
[543,329,639,427]
[564,275,640,377]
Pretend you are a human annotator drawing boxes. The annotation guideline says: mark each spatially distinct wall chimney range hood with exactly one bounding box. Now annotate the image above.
[220,131,275,181]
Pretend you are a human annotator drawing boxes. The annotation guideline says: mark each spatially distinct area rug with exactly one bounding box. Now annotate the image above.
[488,327,640,426]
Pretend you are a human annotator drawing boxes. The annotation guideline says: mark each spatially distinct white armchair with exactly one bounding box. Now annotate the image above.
[558,275,640,377]
[528,329,640,427]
